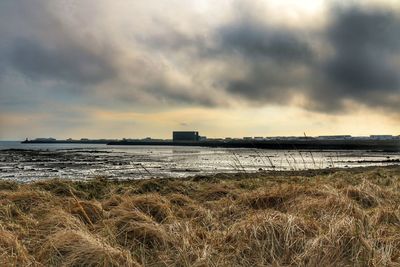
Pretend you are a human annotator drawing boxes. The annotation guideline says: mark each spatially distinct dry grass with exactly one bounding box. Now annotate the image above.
[0,229,33,266]
[0,165,399,266]
[38,230,137,266]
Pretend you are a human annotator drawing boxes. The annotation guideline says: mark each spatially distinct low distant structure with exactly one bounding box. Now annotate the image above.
[370,135,394,140]
[275,136,300,140]
[34,137,56,141]
[199,136,207,141]
[317,135,352,140]
[351,136,370,140]
[173,131,200,142]
[22,131,400,151]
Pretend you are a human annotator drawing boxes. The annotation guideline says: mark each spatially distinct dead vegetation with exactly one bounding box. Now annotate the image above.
[0,165,399,266]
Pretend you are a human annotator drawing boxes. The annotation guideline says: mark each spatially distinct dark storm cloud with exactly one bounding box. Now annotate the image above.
[210,8,314,103]
[9,38,116,85]
[224,62,307,103]
[318,7,400,109]
[218,20,313,64]
[207,4,400,111]
[0,0,117,99]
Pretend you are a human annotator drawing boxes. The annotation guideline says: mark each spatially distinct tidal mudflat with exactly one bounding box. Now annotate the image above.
[1,145,399,181]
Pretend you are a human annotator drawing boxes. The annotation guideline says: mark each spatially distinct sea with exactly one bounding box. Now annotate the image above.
[0,141,399,182]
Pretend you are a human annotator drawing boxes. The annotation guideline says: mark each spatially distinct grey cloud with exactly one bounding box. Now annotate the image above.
[210,7,314,104]
[136,27,208,53]
[218,19,313,64]
[225,62,307,103]
[145,81,219,107]
[9,39,116,85]
[0,1,217,109]
[209,3,400,112]
[0,0,118,96]
[1,0,400,115]
[308,6,400,112]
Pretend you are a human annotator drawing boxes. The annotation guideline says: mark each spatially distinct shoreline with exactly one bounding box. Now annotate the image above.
[1,165,400,266]
[1,147,400,182]
[2,164,399,183]
[21,138,400,151]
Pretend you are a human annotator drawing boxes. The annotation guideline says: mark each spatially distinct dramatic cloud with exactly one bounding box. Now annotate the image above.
[0,0,399,139]
[218,19,313,63]
[212,4,315,105]
[10,39,116,85]
[319,6,400,110]
[206,2,400,112]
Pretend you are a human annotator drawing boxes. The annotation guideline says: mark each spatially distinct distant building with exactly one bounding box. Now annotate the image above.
[207,138,223,141]
[254,137,264,141]
[317,135,352,140]
[173,131,200,142]
[243,137,253,140]
[34,137,56,141]
[370,135,394,140]
[199,136,207,141]
[281,136,298,140]
[351,136,369,140]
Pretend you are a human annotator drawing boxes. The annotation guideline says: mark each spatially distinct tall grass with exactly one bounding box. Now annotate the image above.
[0,165,399,266]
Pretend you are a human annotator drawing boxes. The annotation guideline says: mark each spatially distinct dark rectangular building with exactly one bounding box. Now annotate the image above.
[173,131,199,142]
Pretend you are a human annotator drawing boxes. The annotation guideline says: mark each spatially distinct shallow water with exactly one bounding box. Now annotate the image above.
[0,141,399,181]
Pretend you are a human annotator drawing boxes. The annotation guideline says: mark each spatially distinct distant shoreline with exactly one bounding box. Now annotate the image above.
[22,139,400,151]
[21,140,111,144]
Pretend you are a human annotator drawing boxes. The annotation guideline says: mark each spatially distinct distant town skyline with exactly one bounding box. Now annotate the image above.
[1,0,400,140]
[27,133,400,142]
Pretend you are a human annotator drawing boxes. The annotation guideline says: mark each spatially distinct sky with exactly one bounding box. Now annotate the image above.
[0,0,400,140]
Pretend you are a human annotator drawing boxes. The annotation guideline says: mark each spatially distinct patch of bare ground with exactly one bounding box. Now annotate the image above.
[0,165,399,266]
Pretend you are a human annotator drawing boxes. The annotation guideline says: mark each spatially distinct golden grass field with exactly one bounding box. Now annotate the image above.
[1,166,400,266]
